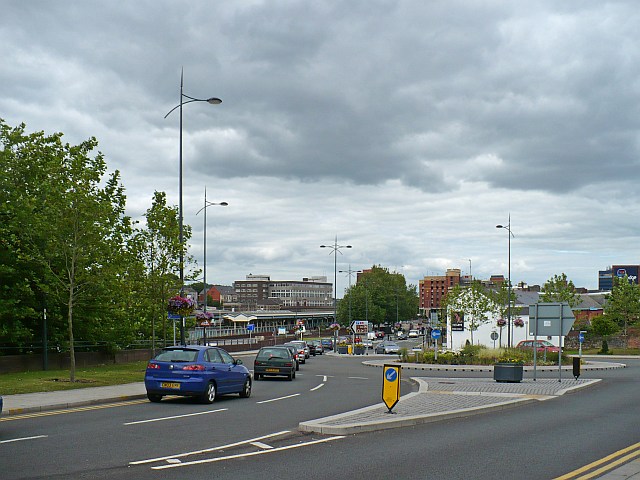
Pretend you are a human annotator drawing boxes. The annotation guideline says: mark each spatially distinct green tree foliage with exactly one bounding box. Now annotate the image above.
[442,280,496,345]
[540,273,580,308]
[1,121,135,380]
[338,265,418,326]
[604,275,640,347]
[589,314,619,352]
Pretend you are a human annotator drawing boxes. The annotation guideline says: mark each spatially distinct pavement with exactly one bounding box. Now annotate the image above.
[1,355,636,479]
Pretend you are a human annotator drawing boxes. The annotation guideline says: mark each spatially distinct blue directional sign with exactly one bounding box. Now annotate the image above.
[167,313,181,320]
[579,332,585,343]
[431,328,441,340]
[246,324,255,332]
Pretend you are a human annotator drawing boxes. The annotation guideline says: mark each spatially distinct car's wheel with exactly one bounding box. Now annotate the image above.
[201,382,216,404]
[288,371,294,381]
[240,377,252,398]
[147,393,162,403]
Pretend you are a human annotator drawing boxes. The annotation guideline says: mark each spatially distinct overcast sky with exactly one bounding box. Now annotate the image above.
[2,1,639,296]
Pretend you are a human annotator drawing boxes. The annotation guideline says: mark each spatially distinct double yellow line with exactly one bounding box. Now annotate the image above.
[555,442,640,479]
[0,399,148,422]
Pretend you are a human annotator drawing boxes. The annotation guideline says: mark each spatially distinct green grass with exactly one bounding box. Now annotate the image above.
[1,361,149,395]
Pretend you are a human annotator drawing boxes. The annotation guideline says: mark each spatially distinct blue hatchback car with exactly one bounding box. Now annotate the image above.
[144,345,252,404]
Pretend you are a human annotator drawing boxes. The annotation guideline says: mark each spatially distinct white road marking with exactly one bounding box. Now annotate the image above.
[0,435,48,444]
[130,431,290,465]
[251,441,273,450]
[256,393,300,404]
[347,376,369,380]
[123,408,227,425]
[151,436,346,470]
[310,383,325,391]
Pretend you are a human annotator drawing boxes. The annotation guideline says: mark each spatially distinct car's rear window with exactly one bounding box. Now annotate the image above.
[154,349,198,362]
[257,348,290,360]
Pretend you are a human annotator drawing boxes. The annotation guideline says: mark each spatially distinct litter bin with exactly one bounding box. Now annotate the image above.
[573,357,581,379]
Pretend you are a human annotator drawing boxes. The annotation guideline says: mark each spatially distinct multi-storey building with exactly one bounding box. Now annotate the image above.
[233,274,333,311]
[599,265,640,291]
[419,268,461,314]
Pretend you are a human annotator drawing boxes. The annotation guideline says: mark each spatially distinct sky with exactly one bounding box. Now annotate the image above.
[2,1,639,297]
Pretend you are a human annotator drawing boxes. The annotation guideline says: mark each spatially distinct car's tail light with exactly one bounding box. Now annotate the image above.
[147,362,160,370]
[285,362,293,367]
[182,364,205,371]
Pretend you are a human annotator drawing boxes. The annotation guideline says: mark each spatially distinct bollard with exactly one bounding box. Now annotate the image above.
[573,356,581,380]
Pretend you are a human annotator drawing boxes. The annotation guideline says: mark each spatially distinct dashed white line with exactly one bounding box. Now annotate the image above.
[123,408,227,425]
[310,383,325,391]
[0,435,48,444]
[251,441,274,450]
[256,393,300,404]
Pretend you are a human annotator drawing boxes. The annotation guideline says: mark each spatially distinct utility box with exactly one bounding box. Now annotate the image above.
[573,357,581,380]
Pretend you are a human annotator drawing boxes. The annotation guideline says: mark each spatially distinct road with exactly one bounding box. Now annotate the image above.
[1,347,639,479]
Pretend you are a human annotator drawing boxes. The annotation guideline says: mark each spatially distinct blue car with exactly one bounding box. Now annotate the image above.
[144,345,252,404]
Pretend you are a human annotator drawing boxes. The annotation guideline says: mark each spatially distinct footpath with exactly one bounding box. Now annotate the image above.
[1,356,636,479]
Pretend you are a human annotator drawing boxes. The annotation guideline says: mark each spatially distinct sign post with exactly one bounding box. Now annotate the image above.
[247,323,255,348]
[528,302,576,382]
[382,364,401,413]
[431,328,441,362]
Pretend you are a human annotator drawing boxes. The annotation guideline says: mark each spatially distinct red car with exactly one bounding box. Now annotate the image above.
[516,340,560,353]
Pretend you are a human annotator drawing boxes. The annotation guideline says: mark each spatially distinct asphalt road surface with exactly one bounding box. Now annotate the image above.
[1,352,638,480]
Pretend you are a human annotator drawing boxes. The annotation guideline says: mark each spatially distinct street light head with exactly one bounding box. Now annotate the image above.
[496,224,504,229]
[206,97,222,105]
[320,245,327,248]
[346,245,352,248]
[220,202,229,206]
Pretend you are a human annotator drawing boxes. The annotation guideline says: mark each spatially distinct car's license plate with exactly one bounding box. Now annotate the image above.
[161,382,180,389]
[265,368,279,372]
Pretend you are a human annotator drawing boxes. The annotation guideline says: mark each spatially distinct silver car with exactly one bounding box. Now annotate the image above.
[375,341,400,354]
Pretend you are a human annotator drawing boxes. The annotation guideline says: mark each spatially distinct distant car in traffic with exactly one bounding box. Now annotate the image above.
[144,345,252,404]
[375,331,385,339]
[284,342,306,363]
[280,343,301,370]
[321,338,334,351]
[308,340,324,354]
[254,346,296,381]
[375,341,400,354]
[516,340,560,353]
[396,331,408,340]
[408,329,420,338]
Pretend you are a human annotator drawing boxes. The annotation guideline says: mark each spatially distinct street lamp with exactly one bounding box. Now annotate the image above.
[496,215,515,348]
[338,264,357,324]
[320,236,352,326]
[165,68,222,345]
[196,187,227,314]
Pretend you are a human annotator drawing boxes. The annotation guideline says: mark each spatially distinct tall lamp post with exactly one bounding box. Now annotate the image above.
[196,187,227,313]
[165,68,222,345]
[339,264,357,324]
[496,215,515,348]
[320,236,352,327]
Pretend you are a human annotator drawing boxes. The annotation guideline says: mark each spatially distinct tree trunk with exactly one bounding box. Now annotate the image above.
[67,290,76,382]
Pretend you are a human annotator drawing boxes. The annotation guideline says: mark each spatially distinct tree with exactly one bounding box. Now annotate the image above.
[0,120,133,381]
[337,265,418,326]
[589,315,619,352]
[540,273,580,308]
[442,281,496,345]
[604,275,640,348]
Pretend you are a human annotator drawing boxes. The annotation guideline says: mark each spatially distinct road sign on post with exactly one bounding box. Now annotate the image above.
[529,302,576,382]
[351,320,368,335]
[382,364,401,413]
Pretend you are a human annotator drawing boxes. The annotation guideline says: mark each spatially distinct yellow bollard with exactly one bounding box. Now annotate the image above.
[347,344,353,355]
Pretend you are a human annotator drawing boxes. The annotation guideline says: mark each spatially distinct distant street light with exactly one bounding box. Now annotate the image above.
[496,215,515,348]
[320,237,352,325]
[165,68,222,345]
[196,187,227,314]
[339,265,357,324]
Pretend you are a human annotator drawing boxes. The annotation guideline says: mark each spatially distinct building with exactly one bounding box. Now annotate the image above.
[233,274,333,311]
[599,265,640,291]
[419,269,462,314]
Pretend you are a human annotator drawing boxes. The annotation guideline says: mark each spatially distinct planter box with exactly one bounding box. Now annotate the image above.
[354,347,365,355]
[493,363,523,383]
[337,346,348,354]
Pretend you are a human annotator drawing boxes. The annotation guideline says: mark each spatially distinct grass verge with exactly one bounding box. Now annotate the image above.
[1,361,149,395]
